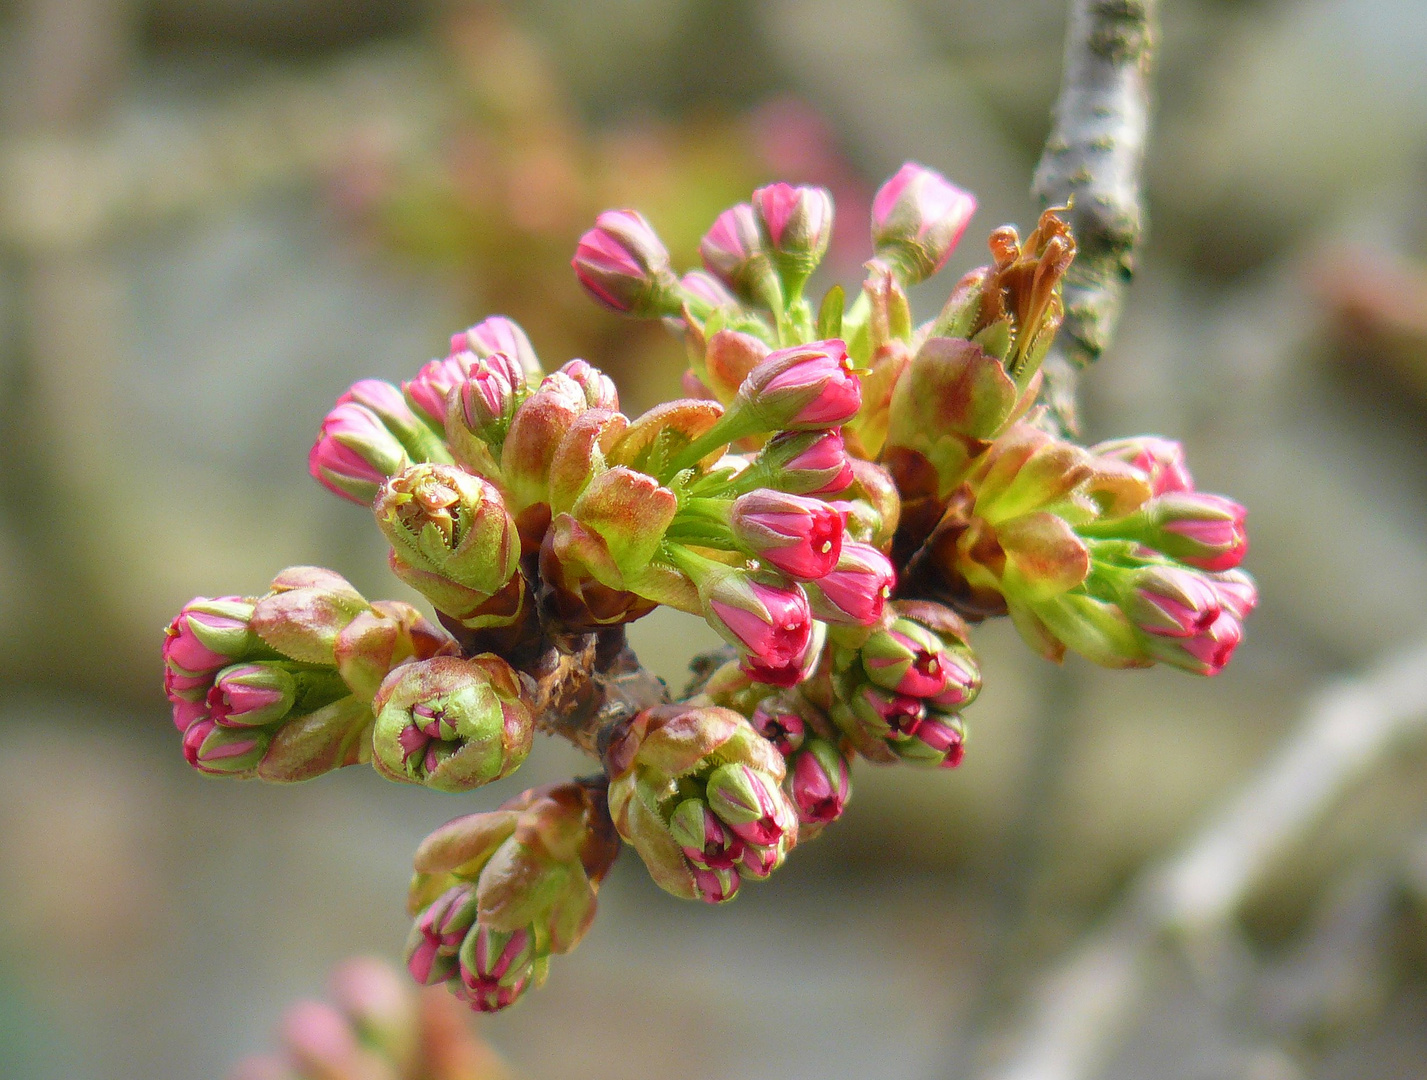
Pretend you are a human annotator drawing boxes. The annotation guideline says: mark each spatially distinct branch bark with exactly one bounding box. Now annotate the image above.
[1032,0,1159,431]
[974,640,1427,1080]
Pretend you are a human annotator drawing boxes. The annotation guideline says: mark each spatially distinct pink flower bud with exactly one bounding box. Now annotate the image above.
[1153,493,1249,571]
[700,202,781,307]
[790,738,850,824]
[861,619,959,698]
[804,542,894,626]
[573,209,679,317]
[705,763,789,847]
[407,883,479,985]
[744,428,855,496]
[183,718,269,776]
[1121,565,1223,638]
[207,662,297,728]
[1208,569,1258,620]
[456,315,542,380]
[668,798,746,871]
[737,842,782,880]
[309,400,411,505]
[455,352,523,435]
[692,866,740,904]
[1091,436,1195,495]
[752,182,834,293]
[163,596,254,678]
[871,162,977,283]
[894,709,966,769]
[729,489,844,580]
[850,685,925,739]
[737,339,861,431]
[751,701,806,756]
[403,354,469,428]
[170,695,207,733]
[557,359,619,411]
[456,925,537,1012]
[1149,610,1244,676]
[706,574,813,686]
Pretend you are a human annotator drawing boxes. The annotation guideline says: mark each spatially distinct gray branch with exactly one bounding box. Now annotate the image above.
[975,640,1427,1080]
[1032,0,1159,431]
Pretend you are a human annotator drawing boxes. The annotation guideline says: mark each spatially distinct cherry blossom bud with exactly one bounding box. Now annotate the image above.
[846,685,926,742]
[457,314,542,382]
[500,373,589,513]
[860,620,957,698]
[729,490,844,580]
[1090,492,1249,571]
[456,925,542,1013]
[891,709,966,769]
[735,339,861,432]
[698,566,813,687]
[1146,610,1245,676]
[752,182,834,297]
[208,662,297,728]
[737,840,784,881]
[739,429,854,497]
[668,799,745,870]
[406,883,480,986]
[705,763,790,847]
[573,209,681,317]
[692,867,741,904]
[789,737,851,824]
[339,379,451,463]
[163,597,256,690]
[371,655,533,792]
[804,542,895,626]
[702,328,770,404]
[700,202,782,309]
[1091,436,1195,495]
[403,354,469,429]
[445,351,525,479]
[557,359,619,411]
[1208,568,1258,620]
[309,399,414,505]
[871,162,977,283]
[1120,565,1223,638]
[186,720,270,777]
[751,700,806,756]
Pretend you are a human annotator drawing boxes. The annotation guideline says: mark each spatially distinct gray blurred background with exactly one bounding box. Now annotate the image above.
[3,1,1427,1077]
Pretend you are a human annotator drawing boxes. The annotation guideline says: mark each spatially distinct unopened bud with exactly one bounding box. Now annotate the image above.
[789,737,851,824]
[573,209,681,318]
[701,202,782,310]
[753,182,834,299]
[871,162,976,284]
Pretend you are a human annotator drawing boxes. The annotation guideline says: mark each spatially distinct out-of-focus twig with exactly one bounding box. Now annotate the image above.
[1032,0,1159,431]
[976,640,1427,1080]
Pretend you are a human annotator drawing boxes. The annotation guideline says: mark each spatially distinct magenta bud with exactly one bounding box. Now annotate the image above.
[457,315,542,382]
[208,662,297,728]
[163,596,255,680]
[406,883,479,986]
[871,162,977,283]
[705,763,788,847]
[1100,493,1248,571]
[737,842,781,881]
[849,685,925,739]
[745,428,855,496]
[860,621,956,698]
[456,924,539,1013]
[453,352,523,437]
[1208,568,1258,620]
[804,542,894,627]
[1147,610,1245,676]
[790,738,850,824]
[573,209,680,318]
[186,721,269,776]
[700,202,782,309]
[729,490,844,580]
[736,339,862,432]
[403,354,469,429]
[704,572,813,687]
[668,798,745,871]
[892,709,966,768]
[1091,436,1195,496]
[751,701,806,756]
[309,400,412,505]
[170,695,208,733]
[692,866,741,904]
[557,359,619,411]
[752,182,834,296]
[1121,565,1223,638]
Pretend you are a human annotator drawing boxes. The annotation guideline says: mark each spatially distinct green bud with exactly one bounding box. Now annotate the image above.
[372,655,534,793]
[257,694,375,783]
[249,567,370,666]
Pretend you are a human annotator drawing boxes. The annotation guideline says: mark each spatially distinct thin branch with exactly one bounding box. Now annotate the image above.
[974,640,1427,1080]
[1032,0,1159,431]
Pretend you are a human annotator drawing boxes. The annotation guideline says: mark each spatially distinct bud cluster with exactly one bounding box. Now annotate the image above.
[405,781,619,1012]
[166,160,1256,1017]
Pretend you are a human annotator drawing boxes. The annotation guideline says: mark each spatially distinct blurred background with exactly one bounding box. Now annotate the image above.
[2,0,1427,1077]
